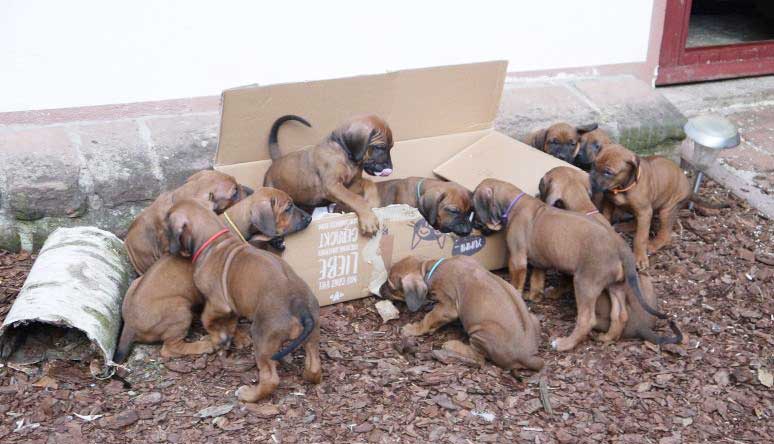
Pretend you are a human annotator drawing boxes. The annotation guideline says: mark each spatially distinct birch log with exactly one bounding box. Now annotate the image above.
[0,227,132,366]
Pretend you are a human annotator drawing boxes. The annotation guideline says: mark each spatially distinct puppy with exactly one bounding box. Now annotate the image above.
[263,114,394,236]
[590,144,691,270]
[575,128,613,171]
[538,166,665,343]
[164,199,321,402]
[472,178,681,351]
[380,255,543,372]
[114,188,312,363]
[125,170,248,275]
[524,122,599,164]
[337,177,473,236]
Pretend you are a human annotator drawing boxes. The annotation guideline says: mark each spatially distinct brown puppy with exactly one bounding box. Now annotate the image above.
[263,114,394,236]
[114,188,312,363]
[165,199,321,402]
[125,170,247,275]
[379,255,543,372]
[524,122,599,164]
[472,178,681,351]
[575,128,613,171]
[338,177,474,236]
[590,144,691,270]
[538,166,668,344]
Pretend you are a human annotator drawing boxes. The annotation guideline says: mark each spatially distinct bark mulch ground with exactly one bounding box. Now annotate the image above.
[0,180,772,443]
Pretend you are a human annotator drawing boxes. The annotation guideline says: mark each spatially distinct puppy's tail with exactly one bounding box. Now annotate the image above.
[271,304,315,361]
[114,324,135,364]
[268,115,312,160]
[618,244,683,345]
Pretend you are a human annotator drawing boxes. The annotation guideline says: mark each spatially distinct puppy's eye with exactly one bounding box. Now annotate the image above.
[550,139,559,145]
[604,169,615,176]
[284,205,293,213]
[208,192,215,201]
[446,207,460,215]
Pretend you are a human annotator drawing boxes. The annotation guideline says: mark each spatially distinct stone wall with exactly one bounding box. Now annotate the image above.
[0,75,686,252]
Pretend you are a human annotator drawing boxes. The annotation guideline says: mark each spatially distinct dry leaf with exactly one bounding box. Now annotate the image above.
[757,368,773,388]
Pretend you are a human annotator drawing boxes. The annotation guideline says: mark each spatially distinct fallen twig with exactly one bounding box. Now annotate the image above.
[539,377,554,415]
[682,219,712,243]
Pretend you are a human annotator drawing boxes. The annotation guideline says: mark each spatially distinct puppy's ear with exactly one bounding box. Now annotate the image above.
[250,198,278,241]
[241,185,254,197]
[166,216,194,257]
[531,129,548,151]
[627,154,641,180]
[337,126,375,163]
[402,274,428,312]
[576,123,599,134]
[419,190,445,226]
[474,186,497,224]
[538,176,550,201]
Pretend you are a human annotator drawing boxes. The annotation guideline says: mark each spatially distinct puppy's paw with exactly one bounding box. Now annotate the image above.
[550,336,576,352]
[647,239,668,254]
[401,323,424,337]
[236,385,259,403]
[635,254,650,270]
[358,212,379,236]
[525,289,543,302]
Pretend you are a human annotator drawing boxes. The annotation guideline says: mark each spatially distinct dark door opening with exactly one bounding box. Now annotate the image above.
[657,0,774,85]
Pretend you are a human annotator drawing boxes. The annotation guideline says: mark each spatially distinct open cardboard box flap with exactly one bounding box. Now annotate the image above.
[215,61,572,306]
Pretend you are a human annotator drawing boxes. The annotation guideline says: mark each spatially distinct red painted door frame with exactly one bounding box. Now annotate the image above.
[656,0,774,85]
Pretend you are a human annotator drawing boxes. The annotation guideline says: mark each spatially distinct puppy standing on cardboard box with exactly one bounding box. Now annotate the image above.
[263,114,394,236]
[472,178,681,351]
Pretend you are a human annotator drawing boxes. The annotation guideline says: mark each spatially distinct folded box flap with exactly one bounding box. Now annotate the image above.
[433,132,576,195]
[216,61,508,167]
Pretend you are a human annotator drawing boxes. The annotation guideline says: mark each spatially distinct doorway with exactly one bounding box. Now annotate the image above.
[657,0,774,85]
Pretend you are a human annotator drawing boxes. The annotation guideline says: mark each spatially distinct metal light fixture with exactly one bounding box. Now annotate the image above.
[683,114,740,208]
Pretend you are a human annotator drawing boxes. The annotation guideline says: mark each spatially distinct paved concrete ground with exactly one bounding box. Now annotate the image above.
[661,76,774,218]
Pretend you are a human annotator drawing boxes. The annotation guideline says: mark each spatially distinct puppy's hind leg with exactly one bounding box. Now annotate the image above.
[442,339,485,367]
[159,308,214,358]
[648,204,679,253]
[236,323,283,402]
[526,268,545,302]
[551,276,601,352]
[302,326,322,384]
[596,283,628,343]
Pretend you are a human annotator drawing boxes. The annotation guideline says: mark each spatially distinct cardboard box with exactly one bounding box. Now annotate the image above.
[214,61,570,306]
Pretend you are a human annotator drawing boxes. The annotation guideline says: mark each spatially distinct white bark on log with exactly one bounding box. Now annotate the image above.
[0,227,132,366]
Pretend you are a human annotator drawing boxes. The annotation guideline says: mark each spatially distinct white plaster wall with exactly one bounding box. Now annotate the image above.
[0,0,654,112]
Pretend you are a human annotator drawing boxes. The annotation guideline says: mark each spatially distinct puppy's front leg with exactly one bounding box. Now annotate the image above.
[402,302,458,337]
[509,254,529,293]
[526,268,545,302]
[632,206,653,270]
[326,181,379,236]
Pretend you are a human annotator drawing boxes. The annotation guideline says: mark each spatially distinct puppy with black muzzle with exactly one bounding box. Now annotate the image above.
[590,144,691,270]
[163,199,322,402]
[263,114,394,236]
[472,178,682,351]
[380,255,544,373]
[524,122,599,164]
[124,170,250,275]
[575,128,613,171]
[114,187,311,363]
[538,166,675,345]
[336,177,473,236]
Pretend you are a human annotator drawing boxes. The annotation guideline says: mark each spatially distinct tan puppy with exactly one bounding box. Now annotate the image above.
[338,177,474,236]
[524,122,599,164]
[590,144,691,270]
[575,128,613,171]
[114,188,311,363]
[263,114,394,236]
[125,170,247,275]
[165,199,321,402]
[379,255,544,372]
[472,179,681,351]
[538,166,671,344]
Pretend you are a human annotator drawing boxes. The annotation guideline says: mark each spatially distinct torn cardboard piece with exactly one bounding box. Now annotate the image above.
[0,227,132,367]
[214,60,572,306]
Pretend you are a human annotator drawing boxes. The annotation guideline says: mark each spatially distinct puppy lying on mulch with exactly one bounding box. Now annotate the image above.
[380,255,544,374]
